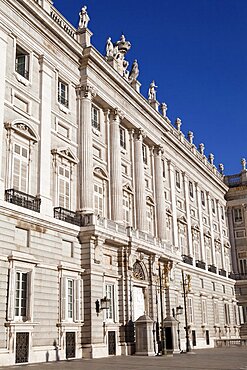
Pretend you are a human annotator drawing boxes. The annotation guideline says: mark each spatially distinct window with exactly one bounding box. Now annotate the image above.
[201,191,205,206]
[212,282,216,291]
[189,181,193,198]
[201,299,207,325]
[234,208,243,223]
[187,297,194,324]
[200,278,204,289]
[142,144,148,165]
[224,303,231,325]
[120,127,126,149]
[146,202,154,235]
[92,105,100,130]
[240,259,247,274]
[15,271,28,320]
[58,79,69,108]
[13,143,29,193]
[123,190,132,225]
[161,159,166,178]
[235,230,246,238]
[58,165,70,209]
[94,182,104,217]
[67,279,73,320]
[221,206,225,221]
[175,171,180,188]
[60,277,81,322]
[211,199,215,214]
[16,45,29,80]
[105,284,114,320]
[213,300,219,324]
[222,285,225,294]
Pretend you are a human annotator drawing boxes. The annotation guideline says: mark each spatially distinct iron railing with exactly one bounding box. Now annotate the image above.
[58,94,69,108]
[208,264,217,274]
[5,189,41,212]
[54,207,82,226]
[219,269,227,277]
[182,255,193,265]
[196,260,206,270]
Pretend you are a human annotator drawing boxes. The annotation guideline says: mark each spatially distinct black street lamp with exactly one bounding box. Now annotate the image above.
[176,305,183,352]
[182,270,192,352]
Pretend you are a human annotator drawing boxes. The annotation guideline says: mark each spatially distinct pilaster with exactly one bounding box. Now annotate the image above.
[134,129,147,232]
[217,200,225,270]
[167,160,179,247]
[207,192,216,266]
[182,173,193,257]
[227,207,238,273]
[38,55,54,215]
[77,84,96,213]
[109,108,124,223]
[154,145,166,240]
[0,30,8,200]
[195,183,205,262]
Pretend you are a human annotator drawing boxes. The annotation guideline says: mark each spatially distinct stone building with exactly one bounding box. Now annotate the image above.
[225,159,247,337]
[0,0,239,366]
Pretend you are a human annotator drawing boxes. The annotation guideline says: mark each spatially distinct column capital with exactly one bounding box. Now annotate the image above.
[110,107,124,121]
[154,144,164,156]
[76,84,97,99]
[134,128,146,140]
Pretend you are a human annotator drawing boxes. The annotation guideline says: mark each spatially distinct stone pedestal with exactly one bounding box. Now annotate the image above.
[163,316,179,354]
[130,80,141,93]
[149,99,160,111]
[77,28,93,47]
[135,315,155,356]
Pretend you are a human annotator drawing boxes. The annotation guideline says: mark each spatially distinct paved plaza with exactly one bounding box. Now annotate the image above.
[1,348,247,370]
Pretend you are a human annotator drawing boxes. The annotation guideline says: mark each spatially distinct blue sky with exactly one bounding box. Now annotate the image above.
[54,0,247,175]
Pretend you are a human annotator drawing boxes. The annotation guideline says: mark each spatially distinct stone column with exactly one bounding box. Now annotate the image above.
[0,29,7,200]
[227,207,238,273]
[195,183,205,262]
[167,161,179,247]
[110,108,124,223]
[38,56,54,215]
[217,200,225,270]
[134,129,147,232]
[207,192,216,266]
[182,173,193,257]
[77,85,96,213]
[154,145,166,240]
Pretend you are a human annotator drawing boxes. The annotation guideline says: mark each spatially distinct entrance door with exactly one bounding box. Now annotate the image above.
[133,286,145,321]
[15,332,29,363]
[66,332,76,359]
[108,331,116,355]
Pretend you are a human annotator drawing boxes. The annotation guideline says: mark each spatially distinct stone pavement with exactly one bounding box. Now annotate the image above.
[1,347,247,370]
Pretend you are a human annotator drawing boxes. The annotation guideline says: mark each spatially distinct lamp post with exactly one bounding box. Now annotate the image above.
[176,305,183,352]
[182,270,192,352]
[158,263,166,355]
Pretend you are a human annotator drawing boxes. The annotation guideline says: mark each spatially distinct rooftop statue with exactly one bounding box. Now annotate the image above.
[78,6,90,29]
[148,80,158,100]
[105,37,114,58]
[129,59,139,82]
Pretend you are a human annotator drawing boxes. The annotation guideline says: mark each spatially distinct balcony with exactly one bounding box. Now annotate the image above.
[196,260,206,270]
[54,207,82,226]
[58,94,69,108]
[219,269,227,277]
[229,273,247,281]
[5,189,41,212]
[182,255,193,265]
[208,264,217,274]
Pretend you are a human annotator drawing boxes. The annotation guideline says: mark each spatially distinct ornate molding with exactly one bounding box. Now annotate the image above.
[76,84,97,99]
[134,128,146,140]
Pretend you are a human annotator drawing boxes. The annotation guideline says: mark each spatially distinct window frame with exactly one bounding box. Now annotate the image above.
[234,208,243,223]
[15,44,30,80]
[120,126,126,149]
[58,79,69,108]
[91,105,100,131]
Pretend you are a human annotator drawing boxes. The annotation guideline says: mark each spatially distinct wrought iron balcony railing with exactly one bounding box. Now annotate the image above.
[229,273,247,280]
[196,260,206,270]
[219,269,227,277]
[5,189,41,212]
[182,255,193,265]
[54,207,82,226]
[208,264,217,274]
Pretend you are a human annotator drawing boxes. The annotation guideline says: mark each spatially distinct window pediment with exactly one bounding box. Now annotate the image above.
[51,147,78,164]
[123,183,133,193]
[178,215,187,224]
[93,166,108,179]
[146,196,155,205]
[5,120,39,143]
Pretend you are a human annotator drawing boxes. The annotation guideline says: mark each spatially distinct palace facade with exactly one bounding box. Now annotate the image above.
[0,0,239,365]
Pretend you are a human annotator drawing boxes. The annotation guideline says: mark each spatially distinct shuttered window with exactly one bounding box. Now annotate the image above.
[58,166,70,209]
[13,143,29,192]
